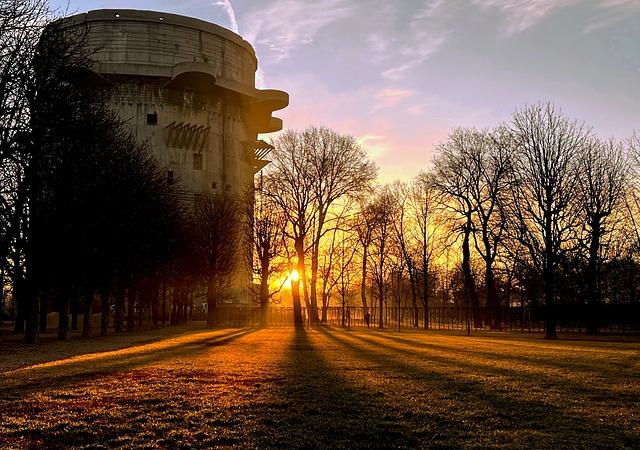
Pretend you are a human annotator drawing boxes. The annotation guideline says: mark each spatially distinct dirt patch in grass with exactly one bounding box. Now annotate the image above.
[1,326,638,448]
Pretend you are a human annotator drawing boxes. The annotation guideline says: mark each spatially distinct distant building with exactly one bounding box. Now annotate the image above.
[59,9,288,304]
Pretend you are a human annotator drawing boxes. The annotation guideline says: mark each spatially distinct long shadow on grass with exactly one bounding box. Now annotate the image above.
[347,331,638,402]
[0,328,259,449]
[252,328,419,449]
[370,330,639,380]
[319,327,640,449]
[0,328,255,396]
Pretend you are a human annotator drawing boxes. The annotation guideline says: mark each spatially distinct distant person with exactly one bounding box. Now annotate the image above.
[365,311,370,328]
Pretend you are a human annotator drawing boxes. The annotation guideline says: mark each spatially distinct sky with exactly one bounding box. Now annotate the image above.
[51,0,640,181]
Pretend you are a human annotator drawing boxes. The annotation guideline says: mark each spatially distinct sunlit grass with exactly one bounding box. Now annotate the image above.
[1,327,638,448]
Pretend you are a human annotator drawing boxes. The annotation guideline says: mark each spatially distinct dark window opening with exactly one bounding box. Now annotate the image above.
[193,153,203,170]
[147,113,158,125]
[167,170,174,185]
[211,182,217,190]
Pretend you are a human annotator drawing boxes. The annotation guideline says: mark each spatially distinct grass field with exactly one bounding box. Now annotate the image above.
[1,325,639,449]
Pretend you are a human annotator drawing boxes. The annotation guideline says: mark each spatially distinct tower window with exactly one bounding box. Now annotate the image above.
[193,153,203,170]
[211,182,217,190]
[167,170,174,185]
[147,113,158,125]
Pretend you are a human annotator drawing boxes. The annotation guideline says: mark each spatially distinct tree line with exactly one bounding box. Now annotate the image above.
[0,0,247,343]
[258,105,639,338]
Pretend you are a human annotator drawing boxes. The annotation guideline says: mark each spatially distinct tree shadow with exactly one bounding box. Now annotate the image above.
[252,327,420,448]
[318,327,640,449]
[348,331,637,395]
[0,328,255,395]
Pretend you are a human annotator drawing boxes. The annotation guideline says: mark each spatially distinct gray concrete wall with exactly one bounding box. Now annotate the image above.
[59,9,289,304]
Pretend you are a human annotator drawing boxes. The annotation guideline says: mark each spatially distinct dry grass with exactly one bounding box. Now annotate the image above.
[0,326,639,449]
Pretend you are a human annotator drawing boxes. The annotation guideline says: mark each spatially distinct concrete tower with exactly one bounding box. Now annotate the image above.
[59,9,288,304]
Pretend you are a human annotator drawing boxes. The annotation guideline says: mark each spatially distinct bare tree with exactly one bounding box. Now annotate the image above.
[410,173,440,329]
[369,187,396,328]
[353,195,380,315]
[507,103,590,339]
[193,192,243,328]
[264,127,375,326]
[432,128,483,333]
[0,0,49,341]
[317,199,357,321]
[263,130,316,326]
[390,181,419,327]
[577,138,628,334]
[331,230,358,328]
[467,128,513,329]
[306,127,376,324]
[251,180,286,327]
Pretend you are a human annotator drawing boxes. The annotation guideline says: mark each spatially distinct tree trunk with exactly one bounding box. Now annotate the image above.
[485,263,498,330]
[310,241,320,324]
[461,220,477,334]
[310,209,327,325]
[24,282,40,344]
[206,274,218,328]
[127,286,135,332]
[586,217,601,335]
[12,269,26,333]
[114,283,124,332]
[378,282,384,329]
[58,289,71,340]
[137,281,145,330]
[161,282,167,326]
[321,291,329,323]
[82,287,93,338]
[39,289,48,333]
[422,256,429,329]
[409,269,418,327]
[151,278,159,328]
[100,287,109,336]
[628,258,636,304]
[293,236,306,327]
[71,290,79,330]
[292,279,303,328]
[361,245,369,314]
[543,205,557,339]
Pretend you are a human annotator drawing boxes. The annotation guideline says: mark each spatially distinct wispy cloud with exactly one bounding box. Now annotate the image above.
[471,0,640,36]
[379,1,452,81]
[376,89,413,101]
[212,0,239,34]
[407,103,428,116]
[471,0,563,35]
[241,0,353,62]
[382,33,448,81]
[370,88,414,112]
[582,0,640,34]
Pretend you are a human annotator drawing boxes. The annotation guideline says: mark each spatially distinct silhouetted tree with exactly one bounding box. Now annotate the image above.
[305,127,376,324]
[263,130,317,326]
[194,192,243,327]
[369,187,396,328]
[432,129,483,333]
[353,195,380,316]
[251,181,287,327]
[507,103,589,339]
[577,138,628,334]
[15,16,186,341]
[410,173,440,329]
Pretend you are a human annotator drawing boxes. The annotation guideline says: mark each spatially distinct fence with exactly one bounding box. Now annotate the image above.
[206,305,640,334]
